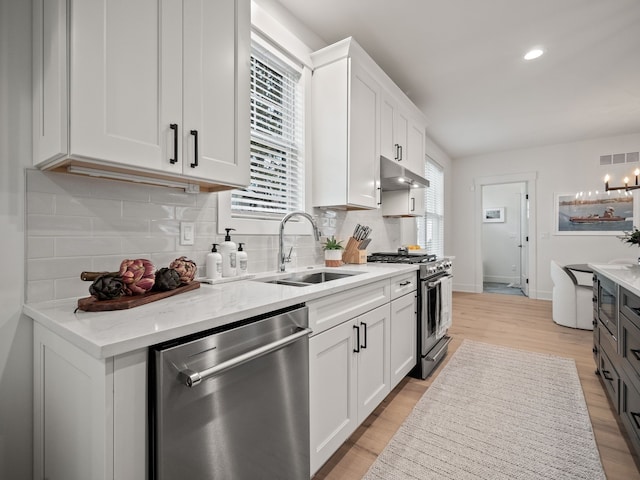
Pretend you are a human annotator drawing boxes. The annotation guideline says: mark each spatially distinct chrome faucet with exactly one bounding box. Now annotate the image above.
[278,211,321,272]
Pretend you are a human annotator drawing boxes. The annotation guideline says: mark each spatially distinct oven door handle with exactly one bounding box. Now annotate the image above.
[426,274,453,288]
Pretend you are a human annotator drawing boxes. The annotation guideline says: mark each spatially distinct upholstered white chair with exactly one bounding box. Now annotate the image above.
[550,260,593,330]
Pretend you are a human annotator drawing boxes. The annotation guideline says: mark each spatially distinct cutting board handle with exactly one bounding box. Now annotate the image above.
[80,271,117,281]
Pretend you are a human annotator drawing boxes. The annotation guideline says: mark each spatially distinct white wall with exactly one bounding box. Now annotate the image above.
[0,0,32,478]
[452,132,640,299]
[482,183,525,284]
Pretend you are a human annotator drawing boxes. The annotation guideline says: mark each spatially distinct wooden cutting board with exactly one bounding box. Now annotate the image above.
[77,281,200,312]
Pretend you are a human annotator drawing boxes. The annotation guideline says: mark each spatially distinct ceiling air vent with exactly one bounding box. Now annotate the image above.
[600,152,639,165]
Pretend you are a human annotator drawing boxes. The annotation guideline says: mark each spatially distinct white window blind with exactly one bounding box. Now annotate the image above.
[231,39,304,219]
[417,158,444,257]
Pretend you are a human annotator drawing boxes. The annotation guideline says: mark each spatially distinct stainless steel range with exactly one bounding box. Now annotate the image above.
[367,250,453,378]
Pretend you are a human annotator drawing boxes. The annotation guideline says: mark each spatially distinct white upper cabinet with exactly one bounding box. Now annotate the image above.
[381,92,426,177]
[311,39,381,210]
[33,0,250,192]
[381,187,426,217]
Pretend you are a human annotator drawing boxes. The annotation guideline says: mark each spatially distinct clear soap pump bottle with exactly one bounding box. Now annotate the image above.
[206,243,222,280]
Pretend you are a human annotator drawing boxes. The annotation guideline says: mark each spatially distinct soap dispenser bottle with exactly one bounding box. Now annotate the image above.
[206,243,223,280]
[237,243,248,276]
[220,228,237,277]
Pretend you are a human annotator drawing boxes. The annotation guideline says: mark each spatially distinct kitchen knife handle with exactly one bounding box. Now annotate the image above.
[169,123,178,164]
[190,129,199,168]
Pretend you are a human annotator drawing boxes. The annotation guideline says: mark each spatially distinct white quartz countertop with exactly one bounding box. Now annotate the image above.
[24,263,418,359]
[589,263,640,296]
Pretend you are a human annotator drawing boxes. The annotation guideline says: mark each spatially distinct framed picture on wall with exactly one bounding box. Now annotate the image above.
[554,191,634,235]
[483,207,505,223]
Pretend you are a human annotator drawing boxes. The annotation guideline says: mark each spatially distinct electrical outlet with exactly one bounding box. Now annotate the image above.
[180,222,195,246]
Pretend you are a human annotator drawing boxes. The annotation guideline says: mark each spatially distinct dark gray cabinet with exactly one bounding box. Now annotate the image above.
[593,274,640,456]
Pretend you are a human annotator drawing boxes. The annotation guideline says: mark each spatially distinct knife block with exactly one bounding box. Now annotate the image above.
[342,237,367,264]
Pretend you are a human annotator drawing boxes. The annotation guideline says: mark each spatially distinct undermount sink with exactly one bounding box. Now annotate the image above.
[256,271,362,287]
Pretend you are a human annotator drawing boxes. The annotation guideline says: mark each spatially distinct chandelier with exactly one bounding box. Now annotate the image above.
[605,169,640,191]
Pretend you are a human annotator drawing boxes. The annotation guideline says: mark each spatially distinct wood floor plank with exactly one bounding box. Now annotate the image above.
[312,292,640,480]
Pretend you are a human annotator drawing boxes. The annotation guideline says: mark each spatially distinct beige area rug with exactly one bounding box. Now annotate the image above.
[363,340,605,480]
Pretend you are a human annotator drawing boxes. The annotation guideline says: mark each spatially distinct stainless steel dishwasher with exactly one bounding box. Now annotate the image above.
[150,304,310,480]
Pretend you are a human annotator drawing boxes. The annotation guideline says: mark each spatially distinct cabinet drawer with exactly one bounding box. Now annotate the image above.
[620,371,640,456]
[620,287,640,330]
[621,313,640,383]
[390,272,417,300]
[600,348,620,413]
[307,281,390,336]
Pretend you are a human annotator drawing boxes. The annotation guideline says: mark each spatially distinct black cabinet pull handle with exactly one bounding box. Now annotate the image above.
[169,124,178,164]
[190,130,198,168]
[394,144,399,161]
[602,370,614,381]
[410,197,415,212]
[353,325,360,353]
[631,412,640,430]
[631,349,640,361]
[398,145,403,161]
[592,346,598,354]
[361,322,367,349]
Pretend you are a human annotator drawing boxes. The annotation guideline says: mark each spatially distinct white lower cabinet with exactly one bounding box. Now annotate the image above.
[33,324,147,480]
[309,272,418,475]
[309,304,391,475]
[390,292,417,386]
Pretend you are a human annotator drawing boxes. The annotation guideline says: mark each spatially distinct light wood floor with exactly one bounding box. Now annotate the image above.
[312,292,640,480]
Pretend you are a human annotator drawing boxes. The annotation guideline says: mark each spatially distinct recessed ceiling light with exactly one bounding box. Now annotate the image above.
[523,48,544,60]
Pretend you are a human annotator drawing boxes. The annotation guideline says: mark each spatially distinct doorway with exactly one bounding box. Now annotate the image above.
[481,182,528,297]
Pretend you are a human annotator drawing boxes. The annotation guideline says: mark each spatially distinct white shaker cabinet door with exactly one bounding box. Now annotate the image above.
[309,319,358,475]
[347,60,380,208]
[70,0,182,173]
[390,292,417,387]
[182,0,250,186]
[407,120,426,177]
[356,304,391,423]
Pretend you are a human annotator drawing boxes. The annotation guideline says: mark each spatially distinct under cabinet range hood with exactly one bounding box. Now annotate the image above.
[379,156,430,191]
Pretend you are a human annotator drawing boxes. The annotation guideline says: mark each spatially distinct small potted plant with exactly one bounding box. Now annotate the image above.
[322,236,344,267]
[618,227,640,265]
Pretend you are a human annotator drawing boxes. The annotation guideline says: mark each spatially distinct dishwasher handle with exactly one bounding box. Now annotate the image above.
[179,327,312,387]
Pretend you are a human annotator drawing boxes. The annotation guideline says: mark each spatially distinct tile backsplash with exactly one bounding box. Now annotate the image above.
[26,170,402,302]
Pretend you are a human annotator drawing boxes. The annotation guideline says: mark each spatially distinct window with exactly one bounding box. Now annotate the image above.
[230,38,305,220]
[417,157,444,257]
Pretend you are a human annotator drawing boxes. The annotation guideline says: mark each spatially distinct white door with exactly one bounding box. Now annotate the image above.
[356,304,391,423]
[70,0,181,171]
[309,320,358,475]
[520,190,530,296]
[182,0,250,186]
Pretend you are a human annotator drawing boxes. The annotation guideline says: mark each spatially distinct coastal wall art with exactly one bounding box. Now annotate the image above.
[554,192,635,235]
[483,207,505,223]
